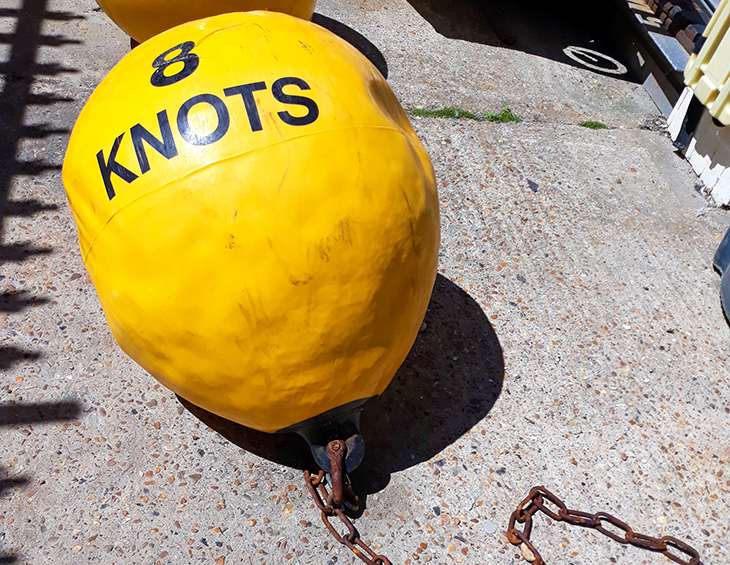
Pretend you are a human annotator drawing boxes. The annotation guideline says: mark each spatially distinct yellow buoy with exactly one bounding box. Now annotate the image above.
[95,0,317,43]
[63,11,439,433]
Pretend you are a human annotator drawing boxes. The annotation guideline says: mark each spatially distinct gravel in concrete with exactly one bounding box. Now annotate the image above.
[1,0,728,564]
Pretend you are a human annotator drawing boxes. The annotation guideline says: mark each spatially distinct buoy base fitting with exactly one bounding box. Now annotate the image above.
[279,397,368,474]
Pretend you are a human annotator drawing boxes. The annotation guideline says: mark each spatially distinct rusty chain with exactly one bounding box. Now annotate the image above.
[507,486,702,565]
[304,468,391,565]
[303,443,702,565]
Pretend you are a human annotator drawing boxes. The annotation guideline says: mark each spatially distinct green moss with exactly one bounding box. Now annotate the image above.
[409,107,480,121]
[485,105,521,123]
[409,105,522,123]
[579,121,608,130]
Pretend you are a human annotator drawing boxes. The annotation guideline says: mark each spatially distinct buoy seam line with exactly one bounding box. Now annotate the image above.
[81,124,416,262]
[191,20,252,49]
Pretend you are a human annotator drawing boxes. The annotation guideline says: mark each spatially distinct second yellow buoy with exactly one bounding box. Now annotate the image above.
[95,0,317,43]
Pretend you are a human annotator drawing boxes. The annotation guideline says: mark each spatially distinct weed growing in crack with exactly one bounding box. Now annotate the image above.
[485,105,521,123]
[410,107,479,120]
[409,105,522,123]
[579,121,607,129]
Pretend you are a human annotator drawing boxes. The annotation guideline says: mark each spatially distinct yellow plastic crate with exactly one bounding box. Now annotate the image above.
[685,0,730,125]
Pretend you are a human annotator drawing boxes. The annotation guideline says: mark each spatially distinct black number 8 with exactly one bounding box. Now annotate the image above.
[150,41,199,87]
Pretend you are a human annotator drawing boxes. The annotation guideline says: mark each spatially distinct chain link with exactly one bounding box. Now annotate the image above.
[304,469,391,565]
[507,486,702,565]
[302,445,702,565]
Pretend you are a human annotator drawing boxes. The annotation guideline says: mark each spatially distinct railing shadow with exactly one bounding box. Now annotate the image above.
[0,2,80,374]
[0,467,21,562]
[0,345,41,371]
[0,401,81,426]
[0,290,49,312]
[3,200,58,217]
[0,1,80,227]
[0,474,28,498]
[0,4,82,562]
[0,397,81,565]
[0,243,52,262]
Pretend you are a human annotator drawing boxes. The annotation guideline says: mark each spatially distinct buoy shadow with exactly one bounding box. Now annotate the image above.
[179,275,504,497]
[352,274,504,494]
[177,397,317,471]
[311,13,388,79]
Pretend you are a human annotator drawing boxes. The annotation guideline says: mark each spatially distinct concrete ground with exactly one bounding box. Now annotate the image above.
[1,0,729,564]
